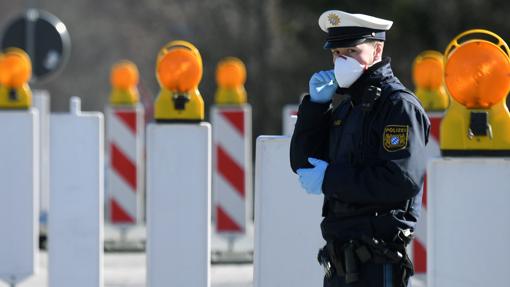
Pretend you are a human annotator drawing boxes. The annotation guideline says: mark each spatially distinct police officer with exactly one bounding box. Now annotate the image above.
[290,10,430,287]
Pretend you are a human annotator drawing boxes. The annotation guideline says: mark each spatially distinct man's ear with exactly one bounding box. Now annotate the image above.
[374,42,384,61]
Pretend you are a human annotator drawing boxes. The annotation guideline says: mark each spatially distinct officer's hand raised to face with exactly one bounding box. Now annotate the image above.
[309,70,338,103]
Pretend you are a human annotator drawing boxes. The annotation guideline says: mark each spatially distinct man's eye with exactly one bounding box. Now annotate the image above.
[348,49,357,54]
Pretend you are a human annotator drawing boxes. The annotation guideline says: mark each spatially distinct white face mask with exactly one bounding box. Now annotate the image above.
[334,56,365,88]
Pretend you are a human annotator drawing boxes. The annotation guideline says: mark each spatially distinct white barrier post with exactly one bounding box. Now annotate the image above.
[146,122,211,287]
[49,97,104,287]
[211,105,252,237]
[106,104,145,224]
[0,109,39,286]
[147,40,211,286]
[282,104,298,136]
[33,90,50,234]
[428,158,510,287]
[254,136,324,287]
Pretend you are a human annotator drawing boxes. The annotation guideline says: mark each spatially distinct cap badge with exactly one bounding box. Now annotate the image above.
[328,13,341,26]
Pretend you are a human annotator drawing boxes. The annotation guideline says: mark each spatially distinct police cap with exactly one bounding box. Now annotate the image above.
[318,10,393,49]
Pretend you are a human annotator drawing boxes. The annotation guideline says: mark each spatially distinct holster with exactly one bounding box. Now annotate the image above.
[319,230,414,287]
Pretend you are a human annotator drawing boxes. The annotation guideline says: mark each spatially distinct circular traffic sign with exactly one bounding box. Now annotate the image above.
[1,9,71,84]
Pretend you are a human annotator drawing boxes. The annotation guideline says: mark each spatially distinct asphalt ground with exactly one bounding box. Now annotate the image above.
[0,252,253,287]
[0,251,428,287]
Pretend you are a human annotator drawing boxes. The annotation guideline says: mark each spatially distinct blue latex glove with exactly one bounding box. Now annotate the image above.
[296,157,329,195]
[309,70,338,103]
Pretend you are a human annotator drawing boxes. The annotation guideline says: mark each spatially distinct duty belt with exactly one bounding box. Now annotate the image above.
[325,199,403,218]
[318,231,414,286]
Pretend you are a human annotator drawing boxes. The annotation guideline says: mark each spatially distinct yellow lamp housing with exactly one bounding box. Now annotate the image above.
[109,60,140,107]
[154,88,204,122]
[412,50,449,111]
[154,40,204,122]
[215,57,247,105]
[440,29,510,156]
[0,48,32,109]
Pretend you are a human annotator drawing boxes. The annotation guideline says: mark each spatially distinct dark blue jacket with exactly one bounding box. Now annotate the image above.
[290,58,430,242]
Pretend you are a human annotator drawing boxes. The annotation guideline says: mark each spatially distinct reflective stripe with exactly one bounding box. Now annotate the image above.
[383,264,393,287]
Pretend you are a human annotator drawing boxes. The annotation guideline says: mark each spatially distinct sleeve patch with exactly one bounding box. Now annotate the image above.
[383,125,409,152]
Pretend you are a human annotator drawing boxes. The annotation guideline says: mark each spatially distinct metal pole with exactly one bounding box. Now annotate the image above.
[9,275,17,287]
[25,0,37,83]
[25,0,37,9]
[227,234,235,253]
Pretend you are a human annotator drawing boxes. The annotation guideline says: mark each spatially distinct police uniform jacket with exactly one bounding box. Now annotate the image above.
[290,58,431,243]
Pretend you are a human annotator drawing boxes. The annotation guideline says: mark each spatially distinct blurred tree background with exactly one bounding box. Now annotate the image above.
[1,0,509,137]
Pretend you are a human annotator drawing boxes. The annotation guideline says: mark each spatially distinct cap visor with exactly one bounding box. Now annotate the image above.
[323,38,368,49]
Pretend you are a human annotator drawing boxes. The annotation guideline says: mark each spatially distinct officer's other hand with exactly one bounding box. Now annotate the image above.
[309,70,338,103]
[296,157,329,195]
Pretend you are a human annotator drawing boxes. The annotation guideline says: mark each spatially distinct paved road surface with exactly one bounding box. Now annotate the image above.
[0,252,252,287]
[0,251,426,287]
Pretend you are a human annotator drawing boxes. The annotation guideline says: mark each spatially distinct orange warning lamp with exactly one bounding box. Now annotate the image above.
[109,60,140,107]
[440,29,510,155]
[154,40,204,121]
[216,57,246,88]
[412,50,449,111]
[445,40,509,109]
[156,48,202,92]
[0,48,32,109]
[0,48,32,88]
[111,60,139,90]
[157,40,203,68]
[0,53,6,86]
[215,57,247,105]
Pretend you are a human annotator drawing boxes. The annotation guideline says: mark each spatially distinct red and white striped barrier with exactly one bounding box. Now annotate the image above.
[106,104,145,224]
[211,105,252,234]
[412,112,442,273]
